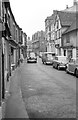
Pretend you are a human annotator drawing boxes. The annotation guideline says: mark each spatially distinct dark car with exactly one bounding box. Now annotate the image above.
[53,56,68,70]
[66,58,78,77]
[27,52,37,63]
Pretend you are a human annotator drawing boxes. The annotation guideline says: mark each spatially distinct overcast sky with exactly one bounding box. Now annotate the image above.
[10,0,74,39]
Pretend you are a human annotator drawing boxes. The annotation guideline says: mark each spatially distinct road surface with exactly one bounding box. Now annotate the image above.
[19,57,76,118]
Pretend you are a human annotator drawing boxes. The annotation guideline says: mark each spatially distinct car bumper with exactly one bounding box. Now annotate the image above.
[59,65,66,69]
[46,62,52,64]
[27,59,37,63]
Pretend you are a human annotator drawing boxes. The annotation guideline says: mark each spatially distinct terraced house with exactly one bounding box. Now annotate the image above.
[0,0,27,107]
[45,13,56,52]
[62,13,78,59]
[45,0,78,59]
[32,31,46,55]
[54,11,76,56]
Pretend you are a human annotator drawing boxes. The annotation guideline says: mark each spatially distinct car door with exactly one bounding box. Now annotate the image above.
[69,60,75,73]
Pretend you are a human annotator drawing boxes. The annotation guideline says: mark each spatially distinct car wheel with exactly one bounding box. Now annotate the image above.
[53,64,55,68]
[56,65,58,69]
[53,66,54,68]
[75,69,78,78]
[66,68,69,73]
[42,61,44,64]
[57,65,60,70]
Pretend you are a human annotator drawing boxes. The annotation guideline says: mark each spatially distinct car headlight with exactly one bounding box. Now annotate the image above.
[66,63,68,67]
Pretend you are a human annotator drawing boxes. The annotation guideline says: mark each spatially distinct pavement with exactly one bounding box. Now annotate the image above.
[2,61,29,118]
[0,107,2,120]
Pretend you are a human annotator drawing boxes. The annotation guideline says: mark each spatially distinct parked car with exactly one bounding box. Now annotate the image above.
[52,56,68,70]
[27,52,37,63]
[66,58,78,77]
[42,52,55,65]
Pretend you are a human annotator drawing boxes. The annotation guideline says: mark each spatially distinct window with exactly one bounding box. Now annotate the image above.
[13,24,15,40]
[57,30,59,39]
[55,32,57,40]
[64,50,66,56]
[66,34,70,43]
[49,26,51,31]
[57,20,59,29]
[8,14,10,28]
[55,57,58,60]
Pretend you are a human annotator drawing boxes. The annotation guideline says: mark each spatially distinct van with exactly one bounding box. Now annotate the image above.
[42,52,55,65]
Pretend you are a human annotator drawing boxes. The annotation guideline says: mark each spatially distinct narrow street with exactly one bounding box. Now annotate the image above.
[18,57,76,118]
[0,0,78,119]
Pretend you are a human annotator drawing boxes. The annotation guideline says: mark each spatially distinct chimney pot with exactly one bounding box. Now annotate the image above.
[73,0,77,5]
[66,5,68,9]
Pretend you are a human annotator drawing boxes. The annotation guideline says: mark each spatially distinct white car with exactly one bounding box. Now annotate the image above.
[27,52,37,63]
[53,56,68,70]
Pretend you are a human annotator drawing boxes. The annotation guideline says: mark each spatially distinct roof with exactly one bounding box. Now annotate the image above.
[45,10,76,27]
[2,0,9,2]
[45,13,56,26]
[3,1,22,30]
[42,52,55,54]
[63,21,78,34]
[57,11,76,26]
[63,4,78,13]
[62,13,78,34]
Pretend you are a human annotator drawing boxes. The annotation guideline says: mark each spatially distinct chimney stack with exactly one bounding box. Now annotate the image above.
[73,0,77,5]
[66,5,68,9]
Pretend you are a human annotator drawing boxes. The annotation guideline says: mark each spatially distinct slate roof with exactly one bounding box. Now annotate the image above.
[45,13,56,27]
[57,11,76,26]
[2,0,9,2]
[63,21,78,34]
[62,13,78,34]
[45,10,76,27]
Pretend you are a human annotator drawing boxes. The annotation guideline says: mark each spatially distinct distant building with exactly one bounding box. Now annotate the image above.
[32,31,46,55]
[21,32,27,58]
[27,37,32,52]
[45,13,56,52]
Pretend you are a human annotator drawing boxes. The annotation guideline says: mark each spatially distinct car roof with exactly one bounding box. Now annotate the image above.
[55,56,67,57]
[43,52,55,54]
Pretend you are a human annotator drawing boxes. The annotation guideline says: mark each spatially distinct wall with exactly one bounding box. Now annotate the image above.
[63,31,77,47]
[0,36,2,105]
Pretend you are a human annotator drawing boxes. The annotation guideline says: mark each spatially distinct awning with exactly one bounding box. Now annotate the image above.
[9,39,18,48]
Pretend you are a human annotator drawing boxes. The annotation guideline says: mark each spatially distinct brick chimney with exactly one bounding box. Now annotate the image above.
[66,5,68,9]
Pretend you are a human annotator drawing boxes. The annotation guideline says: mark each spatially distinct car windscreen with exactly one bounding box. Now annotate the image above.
[47,53,55,60]
[58,57,67,62]
[30,52,36,58]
